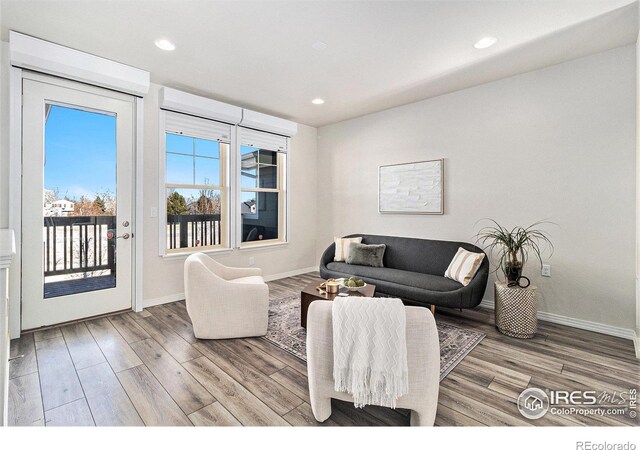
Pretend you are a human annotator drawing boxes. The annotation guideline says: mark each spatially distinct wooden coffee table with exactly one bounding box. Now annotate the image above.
[300,277,376,328]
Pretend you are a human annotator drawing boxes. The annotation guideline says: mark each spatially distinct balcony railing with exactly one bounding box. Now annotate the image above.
[43,214,222,279]
[43,216,116,277]
[167,214,221,249]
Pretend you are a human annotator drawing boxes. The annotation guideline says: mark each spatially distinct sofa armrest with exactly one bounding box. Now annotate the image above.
[463,257,489,308]
[319,242,336,271]
[193,252,263,280]
[222,266,263,279]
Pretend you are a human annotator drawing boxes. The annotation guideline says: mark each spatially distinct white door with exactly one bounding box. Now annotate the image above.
[21,74,135,330]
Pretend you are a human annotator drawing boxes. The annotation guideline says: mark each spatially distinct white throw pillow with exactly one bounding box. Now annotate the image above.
[334,236,363,262]
[444,247,485,286]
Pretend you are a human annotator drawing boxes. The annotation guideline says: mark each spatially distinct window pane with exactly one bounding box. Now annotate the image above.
[166,133,193,155]
[194,157,220,186]
[259,165,277,188]
[258,150,277,165]
[166,153,193,185]
[43,104,117,298]
[195,138,220,158]
[241,191,278,242]
[241,191,257,217]
[240,168,257,188]
[241,147,258,170]
[241,145,256,156]
[166,188,222,250]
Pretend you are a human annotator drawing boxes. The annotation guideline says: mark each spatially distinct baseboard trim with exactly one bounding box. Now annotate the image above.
[143,293,185,308]
[634,331,640,359]
[479,299,636,342]
[143,266,317,308]
[263,266,317,282]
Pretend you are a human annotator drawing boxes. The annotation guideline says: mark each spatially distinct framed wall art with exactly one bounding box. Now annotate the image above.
[378,159,444,214]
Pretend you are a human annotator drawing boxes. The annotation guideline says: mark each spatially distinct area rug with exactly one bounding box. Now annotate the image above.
[261,294,486,381]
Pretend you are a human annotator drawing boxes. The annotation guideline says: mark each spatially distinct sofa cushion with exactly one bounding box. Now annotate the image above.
[326,262,462,292]
[444,247,486,286]
[346,243,386,267]
[334,236,363,262]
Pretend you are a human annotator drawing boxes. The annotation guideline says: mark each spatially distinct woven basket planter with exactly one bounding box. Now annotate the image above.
[494,281,537,339]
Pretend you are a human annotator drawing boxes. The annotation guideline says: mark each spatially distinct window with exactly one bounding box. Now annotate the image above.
[239,128,287,247]
[163,111,230,253]
[161,112,289,255]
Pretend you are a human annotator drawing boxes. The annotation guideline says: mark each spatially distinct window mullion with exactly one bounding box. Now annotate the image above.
[192,137,196,185]
[167,184,223,190]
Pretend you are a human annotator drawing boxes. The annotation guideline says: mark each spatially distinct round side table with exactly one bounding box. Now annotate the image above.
[494,281,537,339]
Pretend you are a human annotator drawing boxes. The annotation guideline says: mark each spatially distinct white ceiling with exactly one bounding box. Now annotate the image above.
[1,0,638,127]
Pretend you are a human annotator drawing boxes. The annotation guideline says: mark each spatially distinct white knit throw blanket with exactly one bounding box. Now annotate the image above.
[332,296,408,409]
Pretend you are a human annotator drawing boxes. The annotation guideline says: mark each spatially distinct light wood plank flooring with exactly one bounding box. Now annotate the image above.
[8,273,640,426]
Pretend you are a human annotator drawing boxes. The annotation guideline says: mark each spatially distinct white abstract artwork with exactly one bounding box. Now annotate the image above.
[378,159,444,214]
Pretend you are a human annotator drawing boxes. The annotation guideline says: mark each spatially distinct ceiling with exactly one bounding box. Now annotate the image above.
[1,0,638,127]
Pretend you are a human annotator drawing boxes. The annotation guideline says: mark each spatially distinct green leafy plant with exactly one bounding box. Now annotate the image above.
[475,219,554,280]
[167,191,188,215]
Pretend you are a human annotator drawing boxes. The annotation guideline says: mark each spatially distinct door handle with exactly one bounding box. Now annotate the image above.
[106,231,133,240]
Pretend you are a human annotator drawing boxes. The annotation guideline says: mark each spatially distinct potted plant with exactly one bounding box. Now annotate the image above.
[476,220,554,282]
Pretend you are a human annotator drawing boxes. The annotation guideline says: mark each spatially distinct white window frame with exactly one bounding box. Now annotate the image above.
[237,127,289,249]
[158,110,232,256]
[158,96,295,257]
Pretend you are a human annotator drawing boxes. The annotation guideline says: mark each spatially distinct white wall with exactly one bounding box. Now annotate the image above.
[317,45,637,331]
[0,42,8,229]
[142,84,318,305]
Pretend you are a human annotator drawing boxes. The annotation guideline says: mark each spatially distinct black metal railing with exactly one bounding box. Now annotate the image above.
[167,214,221,249]
[43,216,116,277]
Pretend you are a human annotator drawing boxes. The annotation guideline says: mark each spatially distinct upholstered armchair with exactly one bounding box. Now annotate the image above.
[184,253,269,339]
[306,300,440,426]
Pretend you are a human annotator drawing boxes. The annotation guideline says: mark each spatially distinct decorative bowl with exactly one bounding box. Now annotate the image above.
[342,282,367,292]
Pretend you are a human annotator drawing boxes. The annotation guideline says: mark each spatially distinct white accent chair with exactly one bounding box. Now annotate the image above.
[184,253,269,339]
[306,300,440,426]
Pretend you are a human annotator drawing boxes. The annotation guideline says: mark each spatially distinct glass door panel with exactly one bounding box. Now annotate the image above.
[43,104,118,298]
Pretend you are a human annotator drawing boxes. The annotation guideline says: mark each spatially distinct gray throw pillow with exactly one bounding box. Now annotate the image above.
[346,243,386,267]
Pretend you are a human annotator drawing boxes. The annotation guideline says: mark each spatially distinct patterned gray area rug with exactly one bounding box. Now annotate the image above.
[262,294,486,381]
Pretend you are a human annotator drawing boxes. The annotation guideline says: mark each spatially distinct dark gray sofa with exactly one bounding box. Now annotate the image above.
[319,234,489,309]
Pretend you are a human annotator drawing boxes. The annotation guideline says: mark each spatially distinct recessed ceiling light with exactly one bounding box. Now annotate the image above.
[155,38,176,51]
[312,41,328,51]
[474,36,497,49]
[312,98,325,105]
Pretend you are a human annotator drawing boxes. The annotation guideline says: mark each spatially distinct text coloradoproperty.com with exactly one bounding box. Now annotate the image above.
[552,407,628,416]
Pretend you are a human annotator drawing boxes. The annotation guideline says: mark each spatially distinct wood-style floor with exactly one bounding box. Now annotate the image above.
[8,272,640,426]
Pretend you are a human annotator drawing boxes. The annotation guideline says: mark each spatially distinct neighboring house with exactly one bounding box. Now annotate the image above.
[241,200,257,215]
[44,199,75,216]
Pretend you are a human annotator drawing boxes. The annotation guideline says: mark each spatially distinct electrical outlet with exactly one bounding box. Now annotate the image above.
[150,207,158,218]
[249,256,255,266]
[541,264,551,277]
